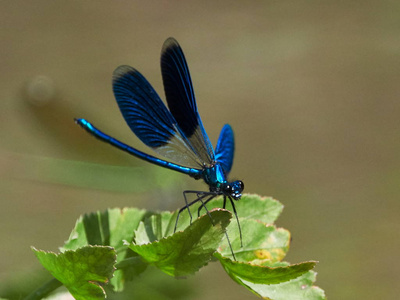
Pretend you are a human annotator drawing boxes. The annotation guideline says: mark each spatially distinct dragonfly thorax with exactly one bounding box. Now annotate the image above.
[202,163,244,199]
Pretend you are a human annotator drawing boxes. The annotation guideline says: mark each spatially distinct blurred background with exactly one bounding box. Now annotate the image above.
[1,1,399,299]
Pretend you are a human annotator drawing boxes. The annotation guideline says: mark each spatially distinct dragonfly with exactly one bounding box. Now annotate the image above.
[75,37,244,258]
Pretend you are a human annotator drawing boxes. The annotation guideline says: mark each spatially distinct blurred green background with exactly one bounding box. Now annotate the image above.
[1,1,399,299]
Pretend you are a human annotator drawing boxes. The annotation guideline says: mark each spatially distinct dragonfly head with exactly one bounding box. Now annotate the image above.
[224,180,244,200]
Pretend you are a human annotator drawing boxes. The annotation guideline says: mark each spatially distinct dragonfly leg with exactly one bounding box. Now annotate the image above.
[174,191,209,233]
[197,195,215,226]
[174,192,238,261]
[183,191,193,224]
[224,228,236,261]
[227,196,243,247]
[197,193,218,217]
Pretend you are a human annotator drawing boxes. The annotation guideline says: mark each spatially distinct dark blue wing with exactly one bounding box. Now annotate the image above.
[215,124,235,175]
[113,65,204,168]
[160,37,215,166]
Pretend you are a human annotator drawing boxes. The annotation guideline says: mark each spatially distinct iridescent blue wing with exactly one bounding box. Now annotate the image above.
[113,65,204,169]
[215,124,235,175]
[161,37,215,166]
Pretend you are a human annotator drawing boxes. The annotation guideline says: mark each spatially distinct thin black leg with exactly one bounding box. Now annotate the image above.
[200,194,238,260]
[228,196,243,247]
[197,195,215,226]
[183,191,193,223]
[174,191,238,261]
[224,228,236,261]
[197,193,217,217]
[174,191,209,233]
[197,194,237,261]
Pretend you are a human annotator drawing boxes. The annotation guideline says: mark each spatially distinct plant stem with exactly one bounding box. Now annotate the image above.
[115,255,143,269]
[24,278,62,300]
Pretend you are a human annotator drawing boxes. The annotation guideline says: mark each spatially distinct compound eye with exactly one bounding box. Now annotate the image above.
[239,181,244,191]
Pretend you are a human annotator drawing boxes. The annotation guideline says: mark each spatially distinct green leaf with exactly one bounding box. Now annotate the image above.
[207,194,326,300]
[204,194,284,224]
[32,246,116,300]
[218,218,291,262]
[61,208,148,291]
[130,209,232,277]
[240,270,326,300]
[215,252,316,285]
[29,194,325,299]
[62,207,147,251]
[134,211,180,244]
